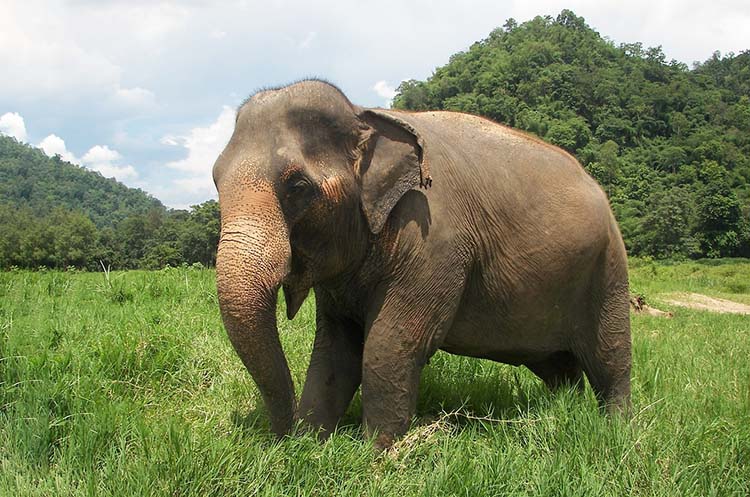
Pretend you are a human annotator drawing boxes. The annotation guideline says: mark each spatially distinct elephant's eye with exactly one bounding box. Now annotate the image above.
[286,175,313,195]
[280,172,316,223]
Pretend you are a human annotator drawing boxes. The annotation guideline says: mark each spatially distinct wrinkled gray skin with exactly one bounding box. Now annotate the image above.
[213,80,631,449]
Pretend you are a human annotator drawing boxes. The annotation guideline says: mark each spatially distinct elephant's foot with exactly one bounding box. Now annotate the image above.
[372,432,395,452]
[293,413,336,441]
[598,374,632,417]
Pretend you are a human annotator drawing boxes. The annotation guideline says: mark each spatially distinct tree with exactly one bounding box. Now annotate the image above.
[180,200,221,267]
[585,140,620,198]
[695,161,745,257]
[49,209,100,269]
[639,187,699,258]
[545,116,592,153]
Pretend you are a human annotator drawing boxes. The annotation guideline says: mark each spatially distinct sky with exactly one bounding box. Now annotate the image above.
[1,0,749,209]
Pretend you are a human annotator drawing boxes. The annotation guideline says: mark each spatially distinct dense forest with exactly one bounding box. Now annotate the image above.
[394,10,750,259]
[0,135,219,270]
[1,9,749,270]
[0,135,163,227]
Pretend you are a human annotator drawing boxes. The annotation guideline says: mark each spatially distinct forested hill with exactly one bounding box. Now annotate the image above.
[0,135,163,228]
[0,135,219,270]
[394,10,750,259]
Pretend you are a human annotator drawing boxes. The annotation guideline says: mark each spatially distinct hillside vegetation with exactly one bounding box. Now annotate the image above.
[0,135,163,227]
[394,10,750,259]
[0,135,219,270]
[1,261,748,495]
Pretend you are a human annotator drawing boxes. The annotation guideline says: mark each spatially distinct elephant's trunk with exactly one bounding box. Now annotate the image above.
[215,207,296,436]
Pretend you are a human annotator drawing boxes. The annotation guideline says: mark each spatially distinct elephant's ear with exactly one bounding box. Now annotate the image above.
[355,109,432,234]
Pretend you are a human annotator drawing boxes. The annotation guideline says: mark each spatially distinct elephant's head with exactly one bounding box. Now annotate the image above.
[212,79,430,435]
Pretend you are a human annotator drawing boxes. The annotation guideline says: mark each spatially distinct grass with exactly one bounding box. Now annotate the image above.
[1,261,749,496]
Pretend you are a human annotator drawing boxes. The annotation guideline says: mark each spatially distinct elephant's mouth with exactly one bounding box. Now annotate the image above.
[282,253,313,319]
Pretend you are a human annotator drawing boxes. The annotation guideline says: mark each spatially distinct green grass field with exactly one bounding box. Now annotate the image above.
[1,261,749,496]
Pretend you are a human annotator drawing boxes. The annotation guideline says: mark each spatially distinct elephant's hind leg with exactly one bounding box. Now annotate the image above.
[526,351,584,392]
[577,282,632,415]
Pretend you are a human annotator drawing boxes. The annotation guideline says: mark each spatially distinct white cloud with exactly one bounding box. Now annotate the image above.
[0,112,28,142]
[80,144,138,181]
[373,80,398,107]
[144,175,218,211]
[164,105,235,175]
[173,176,218,203]
[38,134,78,163]
[82,144,122,165]
[111,86,157,111]
[0,1,160,118]
[298,31,317,49]
[88,161,138,182]
[0,2,122,101]
[160,135,181,146]
[115,2,190,44]
[157,105,235,207]
[37,134,138,182]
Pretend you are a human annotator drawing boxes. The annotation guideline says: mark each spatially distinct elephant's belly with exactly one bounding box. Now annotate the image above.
[440,313,565,365]
[440,282,590,364]
[439,341,549,365]
[439,235,603,364]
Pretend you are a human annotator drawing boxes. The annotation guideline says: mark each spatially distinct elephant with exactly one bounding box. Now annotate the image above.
[212,79,631,449]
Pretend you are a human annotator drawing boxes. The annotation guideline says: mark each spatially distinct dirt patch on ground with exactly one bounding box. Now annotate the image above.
[664,293,750,315]
[630,294,673,318]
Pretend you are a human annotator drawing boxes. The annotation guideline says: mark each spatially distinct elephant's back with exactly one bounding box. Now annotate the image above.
[396,110,590,182]
[393,110,611,241]
[386,110,604,210]
[415,111,567,153]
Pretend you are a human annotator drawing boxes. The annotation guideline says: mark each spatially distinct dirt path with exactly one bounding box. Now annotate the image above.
[664,293,750,315]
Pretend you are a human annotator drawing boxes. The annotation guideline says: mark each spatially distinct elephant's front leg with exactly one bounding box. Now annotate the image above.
[361,275,465,450]
[361,319,424,450]
[297,303,363,437]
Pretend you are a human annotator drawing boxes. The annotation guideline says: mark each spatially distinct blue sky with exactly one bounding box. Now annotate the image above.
[1,0,749,209]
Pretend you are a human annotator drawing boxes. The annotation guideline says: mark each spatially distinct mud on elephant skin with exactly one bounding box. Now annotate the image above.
[212,79,631,450]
